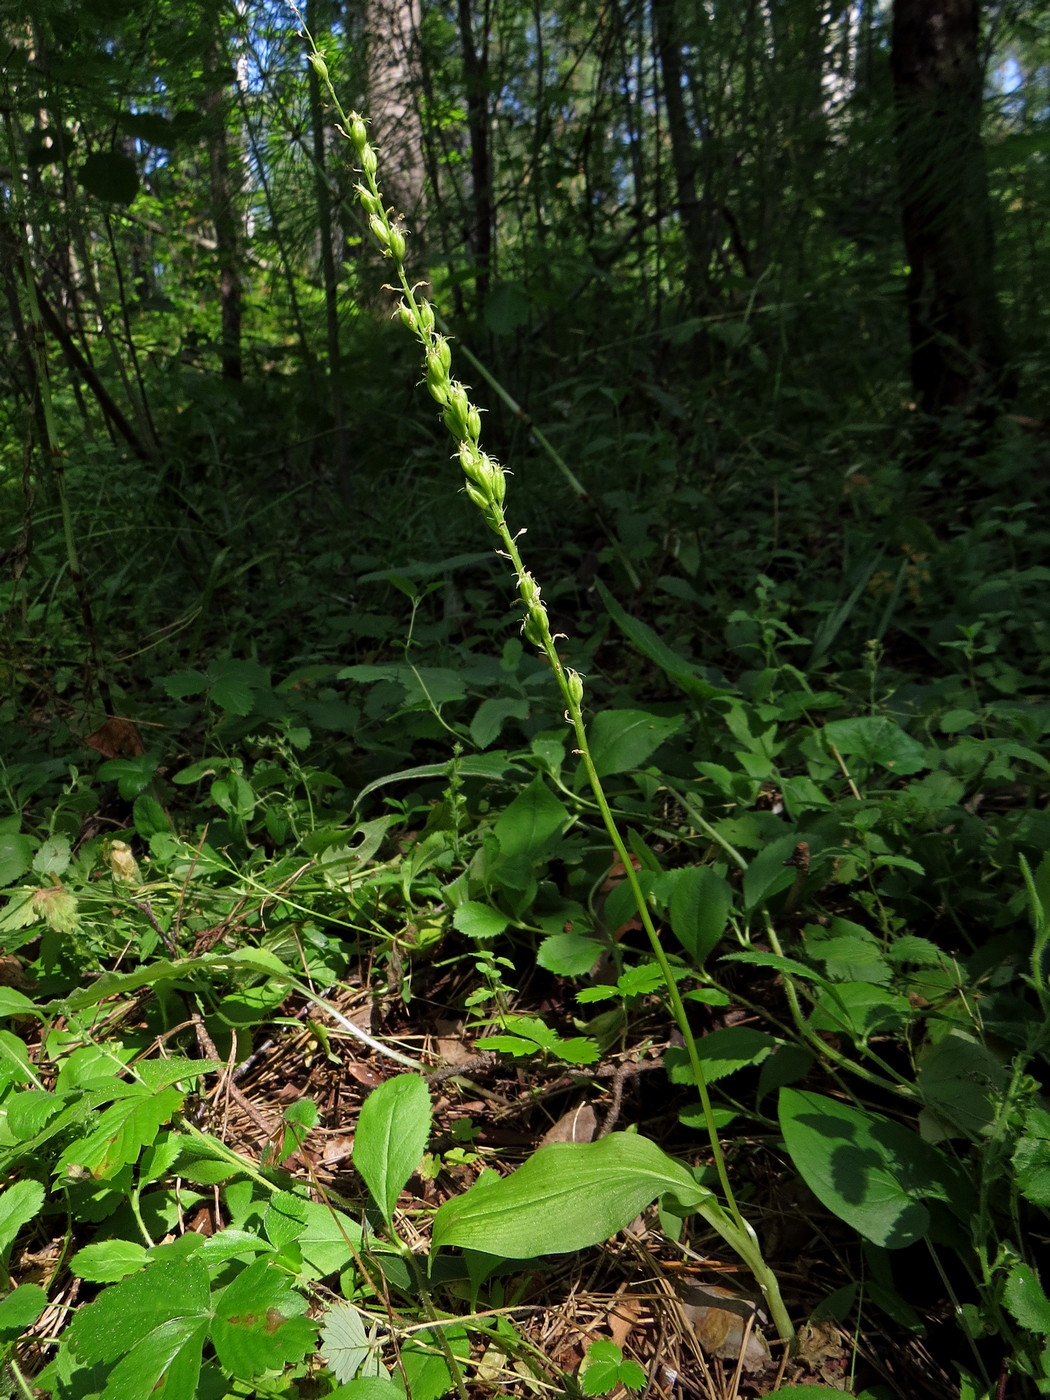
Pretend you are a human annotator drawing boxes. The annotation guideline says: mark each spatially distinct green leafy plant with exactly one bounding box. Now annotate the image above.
[307,51,794,1344]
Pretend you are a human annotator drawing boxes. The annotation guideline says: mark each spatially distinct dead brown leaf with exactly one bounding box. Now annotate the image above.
[84,715,145,758]
[678,1282,771,1372]
[607,1292,644,1351]
[539,1103,598,1146]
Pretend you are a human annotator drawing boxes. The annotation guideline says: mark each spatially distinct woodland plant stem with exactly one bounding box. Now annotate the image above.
[305,46,792,1343]
[434,323,642,590]
[676,785,918,1097]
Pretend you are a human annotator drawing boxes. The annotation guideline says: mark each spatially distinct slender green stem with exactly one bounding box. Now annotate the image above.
[129,1189,155,1249]
[671,781,919,1098]
[7,1358,36,1400]
[433,324,642,590]
[402,1249,469,1400]
[301,40,792,1344]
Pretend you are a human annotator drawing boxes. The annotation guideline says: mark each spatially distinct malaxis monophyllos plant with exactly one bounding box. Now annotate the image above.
[304,44,794,1347]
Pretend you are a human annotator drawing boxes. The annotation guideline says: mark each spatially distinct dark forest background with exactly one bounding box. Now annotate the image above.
[3,3,1050,1398]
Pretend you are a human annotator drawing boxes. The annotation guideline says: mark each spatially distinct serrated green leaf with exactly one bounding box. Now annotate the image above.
[666,1027,776,1084]
[809,983,909,1041]
[97,755,158,799]
[354,1075,432,1227]
[0,891,38,933]
[66,1256,210,1367]
[452,901,509,940]
[884,936,944,966]
[1003,1262,1050,1334]
[668,866,732,965]
[1013,1108,1050,1207]
[71,1240,150,1282]
[32,835,70,876]
[57,1086,183,1180]
[821,716,928,775]
[328,1380,405,1400]
[720,949,820,980]
[132,793,170,838]
[0,1178,44,1254]
[0,1283,47,1341]
[916,1032,1007,1140]
[134,1058,223,1093]
[477,1034,538,1056]
[164,669,208,701]
[579,1338,626,1395]
[208,676,255,716]
[537,931,604,977]
[211,1257,315,1376]
[0,833,35,887]
[432,1132,708,1257]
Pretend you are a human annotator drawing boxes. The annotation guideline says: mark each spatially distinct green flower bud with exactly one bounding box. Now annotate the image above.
[398,300,415,332]
[443,383,471,439]
[368,214,389,249]
[465,405,482,442]
[349,113,368,150]
[458,446,506,510]
[426,370,450,405]
[417,300,436,335]
[565,670,585,709]
[464,480,489,512]
[355,184,382,217]
[522,609,548,647]
[388,224,406,263]
[309,52,329,82]
[361,143,378,177]
[425,344,451,402]
[457,442,483,482]
[431,336,452,375]
[519,572,541,611]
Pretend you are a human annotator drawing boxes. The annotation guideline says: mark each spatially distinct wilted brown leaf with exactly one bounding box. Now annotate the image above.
[678,1282,771,1372]
[84,715,145,758]
[539,1103,597,1147]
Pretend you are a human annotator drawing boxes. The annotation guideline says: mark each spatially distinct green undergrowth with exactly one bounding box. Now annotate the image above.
[4,84,1050,1400]
[3,503,1050,1394]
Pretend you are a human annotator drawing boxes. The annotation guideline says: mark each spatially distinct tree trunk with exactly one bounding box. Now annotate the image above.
[204,34,242,384]
[362,0,427,266]
[652,0,708,311]
[456,0,493,312]
[891,0,1012,419]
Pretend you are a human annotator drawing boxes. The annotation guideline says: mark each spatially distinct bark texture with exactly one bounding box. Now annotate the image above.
[891,0,1012,418]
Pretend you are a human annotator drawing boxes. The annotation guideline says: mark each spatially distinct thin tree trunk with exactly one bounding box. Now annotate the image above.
[652,0,708,310]
[363,0,427,262]
[891,0,1012,419]
[457,0,493,311]
[205,32,243,383]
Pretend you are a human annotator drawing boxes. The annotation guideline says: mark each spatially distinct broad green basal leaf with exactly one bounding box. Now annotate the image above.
[431,1132,709,1257]
[354,1075,432,1228]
